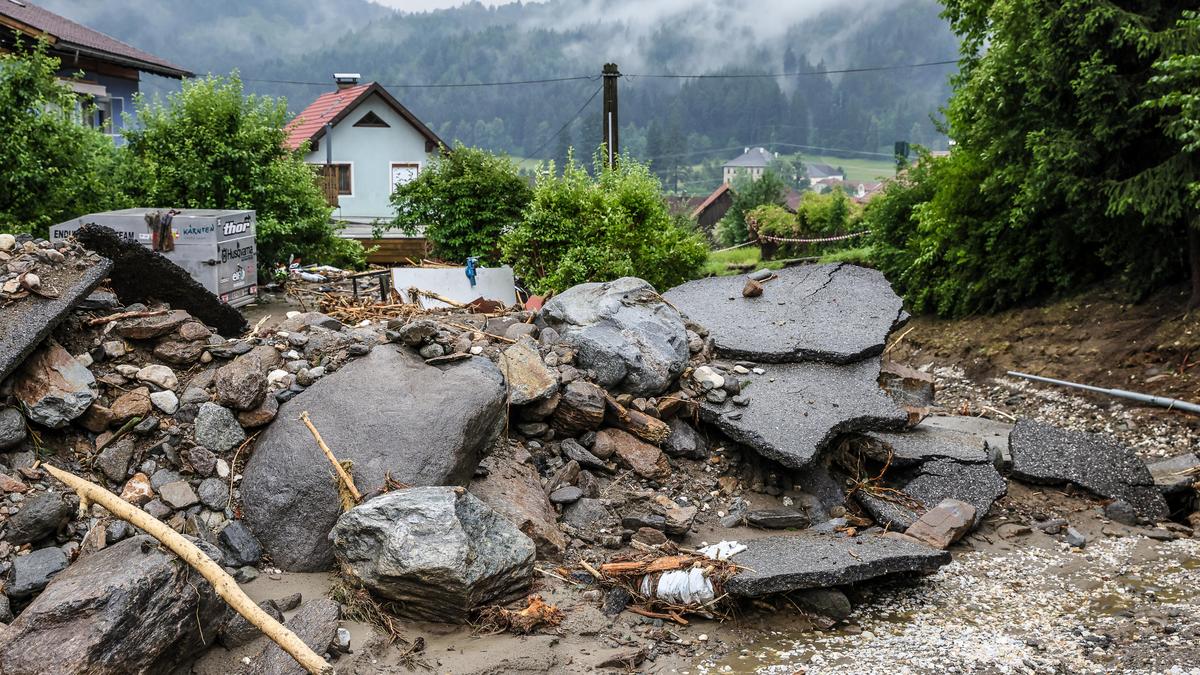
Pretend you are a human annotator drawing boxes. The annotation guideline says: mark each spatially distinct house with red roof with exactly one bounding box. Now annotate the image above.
[285,75,444,239]
[0,0,191,142]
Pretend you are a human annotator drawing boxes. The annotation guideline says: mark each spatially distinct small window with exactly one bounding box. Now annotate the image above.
[390,162,420,192]
[353,111,390,128]
[333,164,352,195]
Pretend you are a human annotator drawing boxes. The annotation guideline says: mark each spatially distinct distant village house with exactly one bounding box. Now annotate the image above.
[722,147,775,184]
[284,74,445,264]
[0,1,191,142]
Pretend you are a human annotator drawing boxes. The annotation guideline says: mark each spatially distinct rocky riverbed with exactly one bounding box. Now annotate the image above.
[1,232,1197,674]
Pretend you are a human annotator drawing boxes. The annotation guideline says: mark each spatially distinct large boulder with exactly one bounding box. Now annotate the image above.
[470,453,566,559]
[5,490,73,545]
[0,535,227,674]
[726,532,950,597]
[330,487,535,623]
[664,264,905,363]
[701,359,907,469]
[1009,420,1168,522]
[242,347,507,571]
[11,341,97,428]
[540,277,688,396]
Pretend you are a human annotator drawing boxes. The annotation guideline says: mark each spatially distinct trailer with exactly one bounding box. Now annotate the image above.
[51,208,258,308]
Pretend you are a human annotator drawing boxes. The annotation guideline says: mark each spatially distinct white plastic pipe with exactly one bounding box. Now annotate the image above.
[1007,370,1200,415]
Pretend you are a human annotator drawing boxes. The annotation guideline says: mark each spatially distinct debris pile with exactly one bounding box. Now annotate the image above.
[1,232,1196,673]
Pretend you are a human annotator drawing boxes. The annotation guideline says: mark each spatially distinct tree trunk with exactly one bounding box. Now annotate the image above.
[1190,227,1200,310]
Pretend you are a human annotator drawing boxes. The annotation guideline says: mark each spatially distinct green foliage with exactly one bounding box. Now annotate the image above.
[794,188,859,236]
[0,41,129,234]
[715,170,788,245]
[121,73,362,270]
[389,145,531,264]
[871,1,1194,316]
[501,152,708,294]
[746,204,795,236]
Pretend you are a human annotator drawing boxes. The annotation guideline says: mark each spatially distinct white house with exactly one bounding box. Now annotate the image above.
[722,147,775,184]
[284,75,444,262]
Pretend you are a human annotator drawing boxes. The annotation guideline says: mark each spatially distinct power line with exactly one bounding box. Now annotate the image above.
[625,59,959,80]
[242,75,598,89]
[642,142,896,162]
[526,85,603,160]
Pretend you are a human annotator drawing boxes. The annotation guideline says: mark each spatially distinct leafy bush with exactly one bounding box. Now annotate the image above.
[0,41,129,234]
[389,145,531,264]
[121,73,363,270]
[746,204,795,237]
[714,170,788,246]
[501,151,708,294]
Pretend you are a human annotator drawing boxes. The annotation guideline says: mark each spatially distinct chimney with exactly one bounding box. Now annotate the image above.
[744,147,749,155]
[334,73,361,90]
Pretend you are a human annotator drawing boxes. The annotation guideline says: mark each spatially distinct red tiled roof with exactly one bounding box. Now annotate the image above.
[0,1,190,78]
[283,82,445,153]
[691,183,731,219]
[284,84,372,151]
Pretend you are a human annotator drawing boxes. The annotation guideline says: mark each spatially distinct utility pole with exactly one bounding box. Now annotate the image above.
[602,63,620,169]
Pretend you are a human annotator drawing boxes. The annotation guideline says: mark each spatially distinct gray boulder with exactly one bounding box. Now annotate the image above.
[5,490,72,545]
[330,487,535,623]
[12,341,97,428]
[540,277,688,396]
[242,347,506,571]
[0,406,27,449]
[664,263,906,363]
[8,546,69,597]
[0,535,226,674]
[726,532,950,597]
[1009,420,1167,522]
[701,359,907,469]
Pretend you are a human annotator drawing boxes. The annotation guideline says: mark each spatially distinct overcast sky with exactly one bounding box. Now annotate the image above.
[373,0,524,10]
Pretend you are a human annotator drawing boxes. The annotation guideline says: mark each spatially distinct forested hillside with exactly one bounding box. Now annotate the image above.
[41,0,958,181]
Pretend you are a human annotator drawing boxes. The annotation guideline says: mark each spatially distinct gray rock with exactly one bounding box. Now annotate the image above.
[197,477,230,510]
[218,521,262,567]
[220,599,284,647]
[1009,420,1167,522]
[499,339,559,405]
[95,438,135,483]
[150,468,183,491]
[562,497,612,531]
[561,438,608,472]
[194,402,246,453]
[0,535,226,673]
[549,486,584,504]
[5,491,72,545]
[664,264,905,363]
[0,406,27,449]
[904,498,977,548]
[726,532,951,597]
[0,593,11,623]
[663,417,706,459]
[395,319,438,346]
[159,481,199,509]
[278,311,343,333]
[244,598,340,675]
[701,359,907,469]
[792,588,853,621]
[419,342,445,359]
[505,322,538,341]
[1065,526,1087,548]
[1104,499,1139,526]
[12,341,97,428]
[1147,453,1200,495]
[143,499,172,520]
[188,446,218,476]
[550,380,606,434]
[746,508,811,530]
[540,277,688,396]
[8,546,69,597]
[214,353,267,411]
[330,487,535,623]
[242,348,506,571]
[149,390,179,415]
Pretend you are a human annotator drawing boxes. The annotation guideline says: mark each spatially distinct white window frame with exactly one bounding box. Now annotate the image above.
[389,160,423,194]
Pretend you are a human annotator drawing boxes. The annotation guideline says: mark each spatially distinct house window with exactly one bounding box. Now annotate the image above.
[390,163,420,192]
[353,111,390,128]
[330,163,352,195]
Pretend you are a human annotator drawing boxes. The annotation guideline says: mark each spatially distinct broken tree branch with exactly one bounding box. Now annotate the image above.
[602,393,670,444]
[299,411,362,506]
[40,463,333,675]
[86,308,168,326]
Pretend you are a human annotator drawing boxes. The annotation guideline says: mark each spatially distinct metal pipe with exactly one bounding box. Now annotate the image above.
[1006,371,1200,415]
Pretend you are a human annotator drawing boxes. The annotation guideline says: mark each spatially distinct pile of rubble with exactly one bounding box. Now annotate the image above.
[0,232,1196,673]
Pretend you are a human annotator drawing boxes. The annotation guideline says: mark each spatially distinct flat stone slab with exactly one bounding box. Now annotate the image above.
[0,258,111,384]
[1009,419,1167,522]
[1147,453,1200,494]
[700,359,907,469]
[664,263,905,363]
[920,415,1013,467]
[864,421,994,467]
[726,532,950,597]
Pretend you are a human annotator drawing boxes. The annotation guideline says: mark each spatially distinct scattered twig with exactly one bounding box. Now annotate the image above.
[883,325,917,355]
[95,416,142,453]
[299,411,361,507]
[86,308,168,326]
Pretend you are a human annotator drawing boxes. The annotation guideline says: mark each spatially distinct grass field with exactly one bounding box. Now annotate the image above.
[701,245,876,276]
[804,154,896,182]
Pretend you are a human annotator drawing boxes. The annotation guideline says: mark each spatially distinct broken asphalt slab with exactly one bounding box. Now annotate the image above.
[1009,419,1168,522]
[0,257,111,384]
[700,359,908,469]
[726,531,950,597]
[75,224,248,336]
[863,420,996,467]
[664,263,906,363]
[855,458,1007,530]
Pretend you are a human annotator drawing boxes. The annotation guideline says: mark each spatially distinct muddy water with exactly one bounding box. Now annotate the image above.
[700,536,1200,675]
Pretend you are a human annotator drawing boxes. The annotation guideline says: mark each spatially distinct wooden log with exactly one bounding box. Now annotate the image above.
[603,394,670,444]
[86,308,168,325]
[300,411,362,506]
[40,463,333,675]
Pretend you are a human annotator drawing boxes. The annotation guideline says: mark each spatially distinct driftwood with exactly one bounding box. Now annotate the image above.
[602,394,670,444]
[41,463,333,675]
[86,308,168,326]
[300,411,362,507]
